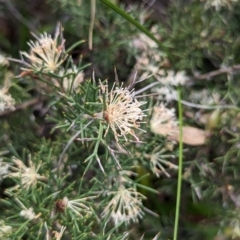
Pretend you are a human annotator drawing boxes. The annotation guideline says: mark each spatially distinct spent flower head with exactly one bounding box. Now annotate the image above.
[17,23,67,73]
[8,156,46,189]
[150,103,178,137]
[99,81,146,142]
[101,186,146,225]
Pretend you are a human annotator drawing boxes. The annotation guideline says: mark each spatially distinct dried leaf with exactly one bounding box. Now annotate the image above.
[167,126,206,146]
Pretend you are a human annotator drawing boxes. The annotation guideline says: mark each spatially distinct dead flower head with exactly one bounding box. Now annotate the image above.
[150,103,178,137]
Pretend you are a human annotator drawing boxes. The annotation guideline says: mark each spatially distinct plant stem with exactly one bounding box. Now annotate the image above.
[173,87,183,240]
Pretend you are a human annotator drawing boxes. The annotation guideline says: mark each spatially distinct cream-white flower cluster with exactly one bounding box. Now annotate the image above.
[8,157,46,189]
[99,81,146,142]
[102,186,146,225]
[19,24,67,73]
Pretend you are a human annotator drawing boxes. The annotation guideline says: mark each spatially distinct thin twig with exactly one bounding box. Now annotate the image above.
[194,64,240,80]
[134,81,160,95]
[114,67,119,85]
[128,65,138,90]
[175,98,239,110]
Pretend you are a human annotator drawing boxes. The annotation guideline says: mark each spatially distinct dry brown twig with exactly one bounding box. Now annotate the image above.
[194,64,240,80]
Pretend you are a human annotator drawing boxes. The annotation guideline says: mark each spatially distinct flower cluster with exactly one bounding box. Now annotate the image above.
[101,186,146,225]
[99,81,146,142]
[19,23,67,73]
[8,157,46,189]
